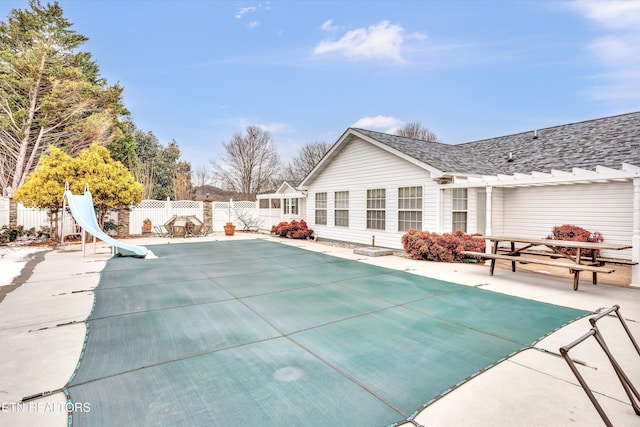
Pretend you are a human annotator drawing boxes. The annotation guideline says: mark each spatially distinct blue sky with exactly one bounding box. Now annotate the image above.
[2,1,639,173]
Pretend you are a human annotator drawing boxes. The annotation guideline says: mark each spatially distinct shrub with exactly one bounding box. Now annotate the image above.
[0,226,53,245]
[401,229,485,262]
[103,220,118,235]
[547,224,604,257]
[271,219,314,239]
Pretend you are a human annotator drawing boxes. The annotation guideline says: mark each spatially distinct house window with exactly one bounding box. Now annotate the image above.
[315,192,327,225]
[398,186,422,231]
[366,188,386,230]
[259,199,269,209]
[452,188,468,232]
[334,191,349,227]
[284,198,298,215]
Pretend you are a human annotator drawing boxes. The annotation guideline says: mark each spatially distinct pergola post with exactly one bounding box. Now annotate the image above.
[485,186,493,255]
[632,178,640,286]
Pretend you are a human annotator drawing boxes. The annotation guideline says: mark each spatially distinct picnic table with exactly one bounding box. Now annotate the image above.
[461,235,633,290]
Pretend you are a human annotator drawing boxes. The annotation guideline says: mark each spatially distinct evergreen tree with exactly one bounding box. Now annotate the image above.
[14,144,143,239]
[0,0,127,191]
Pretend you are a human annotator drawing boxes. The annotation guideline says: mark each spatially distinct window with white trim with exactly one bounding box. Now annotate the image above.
[366,188,386,230]
[284,198,298,215]
[398,186,422,231]
[315,192,327,225]
[334,191,349,227]
[452,188,468,232]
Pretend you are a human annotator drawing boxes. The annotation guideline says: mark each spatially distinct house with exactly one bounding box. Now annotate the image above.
[258,112,640,284]
[257,181,304,227]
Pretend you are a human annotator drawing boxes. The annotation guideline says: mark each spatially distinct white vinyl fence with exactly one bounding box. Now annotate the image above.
[0,197,77,236]
[131,199,260,233]
[1,197,264,235]
[129,199,203,235]
[212,200,260,231]
[0,197,9,228]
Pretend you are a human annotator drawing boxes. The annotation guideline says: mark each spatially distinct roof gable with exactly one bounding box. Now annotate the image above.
[275,181,300,194]
[299,128,444,188]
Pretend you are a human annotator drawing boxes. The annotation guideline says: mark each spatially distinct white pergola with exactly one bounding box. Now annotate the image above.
[439,163,640,286]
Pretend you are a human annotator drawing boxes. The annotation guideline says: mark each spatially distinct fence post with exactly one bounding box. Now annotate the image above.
[118,206,129,236]
[166,197,172,219]
[203,201,212,230]
[9,197,17,227]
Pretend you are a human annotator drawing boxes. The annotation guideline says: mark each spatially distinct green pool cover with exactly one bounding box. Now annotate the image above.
[65,239,589,426]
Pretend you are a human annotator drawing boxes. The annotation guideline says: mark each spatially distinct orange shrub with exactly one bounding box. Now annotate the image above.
[401,229,485,262]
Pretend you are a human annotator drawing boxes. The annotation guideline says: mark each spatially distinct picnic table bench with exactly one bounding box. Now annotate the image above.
[461,235,633,291]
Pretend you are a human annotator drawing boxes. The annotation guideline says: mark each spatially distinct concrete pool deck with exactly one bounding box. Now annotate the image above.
[1,233,639,426]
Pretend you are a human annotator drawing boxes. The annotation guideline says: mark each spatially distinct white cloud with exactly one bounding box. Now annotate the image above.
[572,1,640,30]
[570,0,640,100]
[234,2,270,23]
[254,121,289,134]
[314,21,414,64]
[352,115,403,132]
[321,19,338,31]
[234,6,256,19]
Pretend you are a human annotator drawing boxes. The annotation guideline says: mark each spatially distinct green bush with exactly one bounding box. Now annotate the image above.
[0,225,30,244]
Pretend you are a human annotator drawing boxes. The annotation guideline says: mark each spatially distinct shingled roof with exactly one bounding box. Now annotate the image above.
[353,111,640,176]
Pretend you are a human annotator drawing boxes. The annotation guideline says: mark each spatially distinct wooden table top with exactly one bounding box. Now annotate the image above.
[475,235,632,251]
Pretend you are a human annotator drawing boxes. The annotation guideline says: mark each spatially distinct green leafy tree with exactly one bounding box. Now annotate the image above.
[133,130,192,200]
[12,145,73,238]
[73,143,143,227]
[14,144,143,239]
[107,116,138,171]
[0,0,127,191]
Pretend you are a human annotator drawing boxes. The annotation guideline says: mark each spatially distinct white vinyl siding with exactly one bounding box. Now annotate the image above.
[497,182,633,259]
[304,138,436,249]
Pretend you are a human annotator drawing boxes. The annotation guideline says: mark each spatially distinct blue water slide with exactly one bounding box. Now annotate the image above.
[63,190,155,259]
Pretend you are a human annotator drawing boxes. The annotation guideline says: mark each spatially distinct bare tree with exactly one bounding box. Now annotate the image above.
[283,141,331,181]
[232,205,264,231]
[172,161,193,200]
[192,164,210,196]
[212,125,282,200]
[396,122,440,142]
